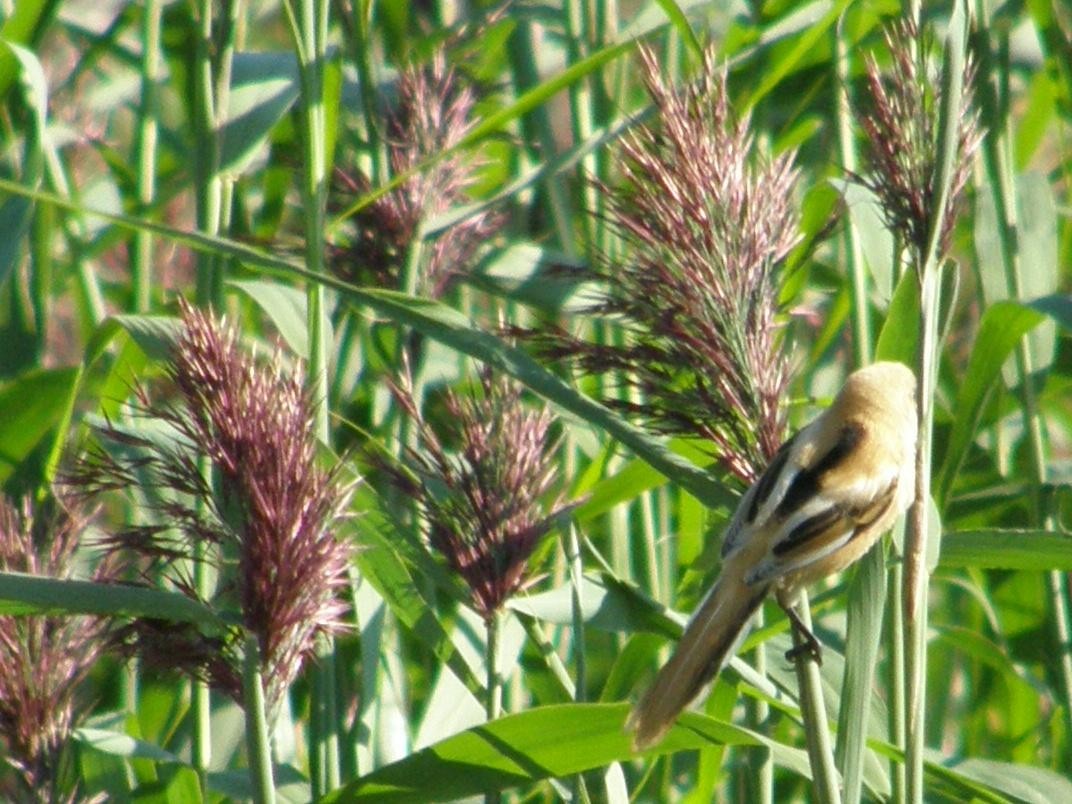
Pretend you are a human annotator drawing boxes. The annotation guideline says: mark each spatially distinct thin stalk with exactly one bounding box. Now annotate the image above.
[192,466,215,789]
[748,611,773,804]
[350,0,387,185]
[888,561,906,803]
[566,523,591,802]
[836,23,870,364]
[565,0,596,249]
[567,525,587,702]
[243,634,277,804]
[132,0,162,312]
[791,594,841,804]
[904,261,939,804]
[507,17,577,258]
[189,0,241,779]
[904,6,966,799]
[193,0,224,306]
[28,185,51,360]
[518,614,575,697]
[41,143,105,325]
[485,610,502,804]
[287,0,337,793]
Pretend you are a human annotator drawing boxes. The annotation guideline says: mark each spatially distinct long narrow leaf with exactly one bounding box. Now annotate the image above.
[0,571,226,632]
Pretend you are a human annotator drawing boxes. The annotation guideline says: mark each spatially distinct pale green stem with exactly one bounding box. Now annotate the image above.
[792,594,842,804]
[567,523,591,802]
[566,0,596,248]
[904,262,939,804]
[193,0,223,306]
[904,6,966,798]
[351,0,387,185]
[132,0,162,312]
[508,17,577,257]
[42,143,105,325]
[748,609,773,804]
[243,634,277,804]
[485,610,502,804]
[286,0,337,793]
[889,560,906,804]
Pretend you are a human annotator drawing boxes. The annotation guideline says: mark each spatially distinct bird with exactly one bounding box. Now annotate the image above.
[626,361,918,750]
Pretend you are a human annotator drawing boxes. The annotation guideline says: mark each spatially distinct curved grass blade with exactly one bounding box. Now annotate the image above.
[0,571,227,634]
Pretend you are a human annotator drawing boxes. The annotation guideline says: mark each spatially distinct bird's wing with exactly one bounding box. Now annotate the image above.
[741,419,902,586]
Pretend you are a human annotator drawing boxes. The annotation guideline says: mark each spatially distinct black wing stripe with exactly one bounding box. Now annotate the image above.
[747,434,797,524]
[775,421,864,518]
[772,505,846,556]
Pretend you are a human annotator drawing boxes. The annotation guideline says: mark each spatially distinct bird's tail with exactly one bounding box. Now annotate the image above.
[626,573,769,750]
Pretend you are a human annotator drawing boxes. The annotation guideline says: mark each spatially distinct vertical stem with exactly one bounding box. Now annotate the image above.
[566,523,590,801]
[748,612,773,804]
[888,561,906,803]
[836,20,885,792]
[904,260,939,804]
[791,595,841,804]
[243,634,277,804]
[288,0,338,794]
[836,23,870,366]
[41,145,105,325]
[188,0,241,781]
[567,525,586,702]
[507,18,577,258]
[193,0,223,307]
[904,6,965,798]
[566,0,595,250]
[191,0,217,756]
[293,0,331,443]
[132,0,162,312]
[351,0,387,186]
[485,610,502,804]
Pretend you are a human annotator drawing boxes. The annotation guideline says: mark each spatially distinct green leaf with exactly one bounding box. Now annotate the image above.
[1027,293,1072,332]
[321,703,809,803]
[942,757,1072,804]
[742,0,849,111]
[74,727,184,764]
[874,269,920,365]
[652,0,703,57]
[507,573,682,640]
[0,571,227,633]
[838,180,896,301]
[354,518,484,696]
[939,529,1072,571]
[228,278,310,358]
[0,5,57,102]
[0,367,79,488]
[220,52,301,175]
[935,300,1044,508]
[573,457,667,522]
[109,314,183,362]
[974,173,1060,382]
[467,243,595,314]
[0,42,47,292]
[836,543,890,802]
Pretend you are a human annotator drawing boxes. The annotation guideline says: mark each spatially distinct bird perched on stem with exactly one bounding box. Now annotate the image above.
[627,361,918,750]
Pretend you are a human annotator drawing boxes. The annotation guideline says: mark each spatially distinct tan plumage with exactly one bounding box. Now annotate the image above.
[627,361,918,750]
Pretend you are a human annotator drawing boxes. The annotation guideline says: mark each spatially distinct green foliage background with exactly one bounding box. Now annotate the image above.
[0,0,1070,801]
